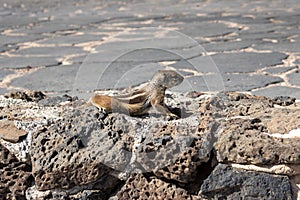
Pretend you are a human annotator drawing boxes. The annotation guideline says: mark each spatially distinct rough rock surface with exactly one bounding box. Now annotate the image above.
[210,92,300,165]
[0,90,299,199]
[200,164,293,200]
[0,144,33,199]
[0,120,27,143]
[4,90,46,102]
[215,118,300,165]
[116,173,197,200]
[30,105,122,192]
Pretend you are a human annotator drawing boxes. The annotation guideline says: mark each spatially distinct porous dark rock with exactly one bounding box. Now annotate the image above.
[259,107,300,134]
[38,94,78,106]
[116,173,197,200]
[4,90,46,102]
[199,164,293,200]
[214,118,300,165]
[30,105,124,191]
[272,96,296,106]
[131,115,214,182]
[0,91,299,199]
[216,92,274,117]
[28,94,216,196]
[212,92,300,165]
[0,144,33,199]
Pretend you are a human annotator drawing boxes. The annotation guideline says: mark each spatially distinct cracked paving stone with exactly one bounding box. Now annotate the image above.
[107,20,164,29]
[211,52,287,73]
[0,46,10,53]
[263,66,297,75]
[37,34,106,45]
[81,28,120,35]
[68,61,113,97]
[238,24,276,35]
[292,35,300,43]
[238,33,275,44]
[222,74,283,91]
[254,41,300,52]
[174,75,224,92]
[0,0,299,101]
[0,44,20,53]
[0,69,13,81]
[225,14,271,25]
[15,46,86,57]
[0,87,8,94]
[10,64,80,94]
[171,56,221,74]
[202,40,252,52]
[95,62,165,90]
[94,33,200,62]
[0,9,11,16]
[117,2,195,17]
[176,22,238,38]
[67,55,87,64]
[0,56,61,69]
[72,61,180,98]
[240,28,290,40]
[252,86,300,99]
[11,21,79,35]
[0,35,45,46]
[0,15,39,29]
[90,46,185,63]
[275,27,300,36]
[272,14,300,26]
[287,70,300,86]
[262,31,291,40]
[61,14,116,27]
[185,13,241,23]
[174,74,282,93]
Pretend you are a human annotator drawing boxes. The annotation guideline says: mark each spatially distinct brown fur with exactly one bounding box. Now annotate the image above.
[91,70,183,118]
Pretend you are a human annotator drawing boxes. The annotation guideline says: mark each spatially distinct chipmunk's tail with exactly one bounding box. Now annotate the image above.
[91,94,146,115]
[91,94,113,112]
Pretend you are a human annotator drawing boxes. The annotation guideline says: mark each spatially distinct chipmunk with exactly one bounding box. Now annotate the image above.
[90,70,184,118]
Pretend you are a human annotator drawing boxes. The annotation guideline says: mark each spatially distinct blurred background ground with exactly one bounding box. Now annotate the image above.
[0,0,299,99]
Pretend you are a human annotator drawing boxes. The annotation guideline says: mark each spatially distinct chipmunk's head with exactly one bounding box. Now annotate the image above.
[152,70,184,88]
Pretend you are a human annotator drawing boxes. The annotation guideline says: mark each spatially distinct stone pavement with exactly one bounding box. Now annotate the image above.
[0,0,300,99]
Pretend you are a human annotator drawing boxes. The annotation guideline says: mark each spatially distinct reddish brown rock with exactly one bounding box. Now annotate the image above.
[117,173,198,200]
[259,107,300,134]
[0,120,27,143]
[214,118,300,165]
[0,144,33,199]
